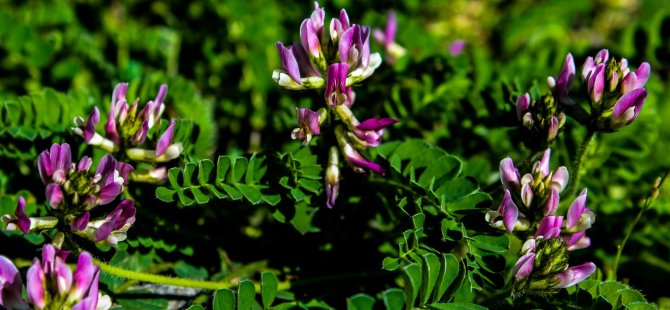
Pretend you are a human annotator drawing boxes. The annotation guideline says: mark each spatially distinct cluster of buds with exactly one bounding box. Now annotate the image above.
[373,11,406,64]
[2,143,136,247]
[515,93,567,151]
[548,50,650,132]
[0,244,110,310]
[512,225,596,294]
[275,2,398,209]
[72,83,183,183]
[486,149,596,294]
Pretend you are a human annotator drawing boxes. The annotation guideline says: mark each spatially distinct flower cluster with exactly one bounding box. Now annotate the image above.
[548,50,650,131]
[72,83,183,183]
[487,149,596,293]
[515,93,566,152]
[274,2,398,209]
[2,143,136,247]
[513,230,596,294]
[273,2,382,90]
[0,244,109,310]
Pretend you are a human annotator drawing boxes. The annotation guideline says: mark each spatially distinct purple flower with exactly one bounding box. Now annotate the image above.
[581,49,651,130]
[325,63,351,106]
[548,53,576,98]
[0,255,25,309]
[555,262,596,288]
[275,41,322,89]
[341,142,385,175]
[610,88,647,129]
[37,144,131,210]
[536,216,563,239]
[37,143,72,185]
[373,11,406,63]
[485,189,522,232]
[551,166,569,192]
[352,118,399,147]
[2,197,58,235]
[10,197,30,233]
[73,83,183,165]
[448,40,466,56]
[23,244,102,309]
[544,188,560,216]
[273,2,382,90]
[563,231,591,251]
[329,9,350,43]
[513,252,536,281]
[291,108,321,144]
[516,93,531,122]
[75,200,136,247]
[300,2,325,60]
[27,143,136,246]
[566,189,595,233]
[499,157,521,191]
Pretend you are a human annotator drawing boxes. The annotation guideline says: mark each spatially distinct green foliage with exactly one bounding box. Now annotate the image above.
[375,139,508,306]
[573,280,656,309]
[0,88,95,159]
[156,154,280,206]
[209,272,282,310]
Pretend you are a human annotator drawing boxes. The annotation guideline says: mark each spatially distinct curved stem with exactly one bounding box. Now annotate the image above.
[567,130,596,197]
[609,171,668,280]
[93,258,291,292]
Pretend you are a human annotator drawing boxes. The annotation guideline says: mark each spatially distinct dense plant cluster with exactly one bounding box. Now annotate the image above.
[1,1,670,309]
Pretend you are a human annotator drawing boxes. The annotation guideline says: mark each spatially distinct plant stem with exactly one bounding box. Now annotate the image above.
[567,130,596,197]
[93,258,291,292]
[609,171,668,280]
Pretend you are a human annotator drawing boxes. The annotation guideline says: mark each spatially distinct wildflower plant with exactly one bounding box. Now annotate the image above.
[0,1,667,309]
[274,2,398,208]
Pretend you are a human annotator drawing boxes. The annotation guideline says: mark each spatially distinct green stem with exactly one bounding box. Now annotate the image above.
[609,171,668,280]
[93,258,291,292]
[567,130,596,197]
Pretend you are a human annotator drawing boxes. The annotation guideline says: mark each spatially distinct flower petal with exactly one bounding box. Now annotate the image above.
[14,196,30,233]
[156,119,175,157]
[0,255,24,308]
[26,259,46,309]
[499,189,519,232]
[567,189,588,229]
[556,262,596,288]
[513,252,535,281]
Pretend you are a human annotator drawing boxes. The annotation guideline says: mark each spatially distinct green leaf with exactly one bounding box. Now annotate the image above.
[232,157,249,183]
[382,257,401,271]
[186,305,205,310]
[213,288,236,310]
[402,263,422,308]
[116,290,169,310]
[470,235,510,253]
[428,302,487,310]
[155,187,176,202]
[198,159,215,185]
[235,183,263,204]
[290,202,317,235]
[261,272,279,309]
[382,288,405,310]
[433,254,459,302]
[420,253,441,305]
[237,280,256,310]
[347,293,375,310]
[172,261,208,280]
[617,289,647,306]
